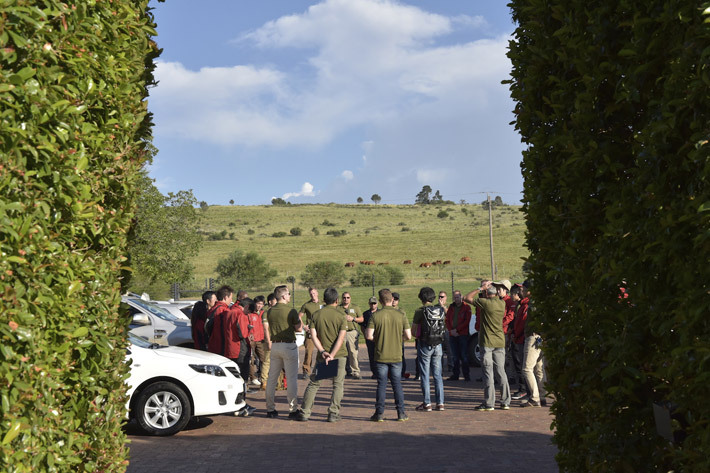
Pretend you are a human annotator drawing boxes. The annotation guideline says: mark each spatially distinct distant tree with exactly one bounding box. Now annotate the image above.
[494,195,504,206]
[481,195,505,210]
[271,197,289,206]
[357,196,364,203]
[300,261,346,288]
[128,173,202,284]
[349,265,405,287]
[371,194,381,204]
[199,200,209,211]
[431,190,444,203]
[215,249,277,289]
[229,199,235,205]
[459,199,467,205]
[415,185,432,204]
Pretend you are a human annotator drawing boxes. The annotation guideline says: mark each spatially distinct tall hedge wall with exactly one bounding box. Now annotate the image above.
[507,1,710,471]
[1,1,157,471]
[509,0,710,472]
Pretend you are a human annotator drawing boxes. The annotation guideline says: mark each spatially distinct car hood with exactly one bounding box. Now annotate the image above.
[139,345,231,364]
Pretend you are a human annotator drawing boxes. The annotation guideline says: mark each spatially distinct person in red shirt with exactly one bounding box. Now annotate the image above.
[511,285,530,400]
[207,286,250,373]
[445,290,472,381]
[247,295,267,387]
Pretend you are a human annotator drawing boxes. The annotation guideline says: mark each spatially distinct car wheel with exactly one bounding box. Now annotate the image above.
[134,381,191,436]
[467,333,481,367]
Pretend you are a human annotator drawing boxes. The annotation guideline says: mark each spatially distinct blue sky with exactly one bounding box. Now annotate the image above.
[147,0,523,205]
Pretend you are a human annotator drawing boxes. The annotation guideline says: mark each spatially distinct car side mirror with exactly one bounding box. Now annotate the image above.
[132,313,150,326]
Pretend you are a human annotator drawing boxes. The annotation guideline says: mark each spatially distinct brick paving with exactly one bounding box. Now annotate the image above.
[126,344,557,473]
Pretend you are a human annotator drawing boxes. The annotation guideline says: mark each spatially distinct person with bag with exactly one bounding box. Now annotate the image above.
[411,287,446,412]
[295,287,348,422]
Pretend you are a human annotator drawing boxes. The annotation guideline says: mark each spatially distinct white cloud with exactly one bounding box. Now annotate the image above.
[282,182,316,199]
[152,0,509,150]
[341,170,354,181]
[416,168,450,186]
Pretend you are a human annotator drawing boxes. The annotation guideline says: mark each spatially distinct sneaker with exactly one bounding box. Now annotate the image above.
[266,410,279,418]
[541,399,548,407]
[446,375,459,381]
[370,413,384,422]
[511,391,528,400]
[397,412,409,421]
[415,403,432,412]
[327,413,341,423]
[295,412,308,422]
[474,404,494,411]
[250,379,262,386]
[288,410,303,419]
[520,400,541,408]
[435,404,445,411]
[403,372,410,379]
[351,374,362,380]
[499,404,510,410]
[413,375,421,381]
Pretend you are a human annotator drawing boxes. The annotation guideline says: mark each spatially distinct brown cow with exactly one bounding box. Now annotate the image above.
[443,260,451,265]
[403,260,412,264]
[420,262,432,268]
[460,256,471,262]
[345,262,355,267]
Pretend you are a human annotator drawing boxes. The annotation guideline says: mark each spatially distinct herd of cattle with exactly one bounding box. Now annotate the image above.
[344,256,471,268]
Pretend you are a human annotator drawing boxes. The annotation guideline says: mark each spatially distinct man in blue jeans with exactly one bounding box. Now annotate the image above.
[365,288,412,422]
[412,287,445,412]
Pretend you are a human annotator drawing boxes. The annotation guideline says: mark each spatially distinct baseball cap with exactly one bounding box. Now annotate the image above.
[493,279,512,291]
[369,297,377,304]
[392,292,400,300]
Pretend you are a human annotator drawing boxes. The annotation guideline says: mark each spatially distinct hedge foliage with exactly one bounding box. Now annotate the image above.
[508,1,710,471]
[1,1,157,471]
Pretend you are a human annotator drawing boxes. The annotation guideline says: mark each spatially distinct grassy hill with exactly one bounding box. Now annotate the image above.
[134,202,528,316]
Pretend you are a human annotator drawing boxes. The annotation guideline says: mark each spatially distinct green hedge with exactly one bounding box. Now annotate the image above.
[1,1,157,471]
[508,1,710,471]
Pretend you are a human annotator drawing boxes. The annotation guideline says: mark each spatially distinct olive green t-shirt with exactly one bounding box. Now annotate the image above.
[299,301,322,326]
[471,297,506,348]
[267,302,300,343]
[311,305,348,361]
[339,303,363,331]
[367,306,410,363]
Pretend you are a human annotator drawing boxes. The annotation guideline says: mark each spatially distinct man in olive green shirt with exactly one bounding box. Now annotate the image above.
[264,285,302,418]
[339,292,364,379]
[296,287,348,422]
[298,287,322,376]
[366,289,412,422]
[465,281,511,411]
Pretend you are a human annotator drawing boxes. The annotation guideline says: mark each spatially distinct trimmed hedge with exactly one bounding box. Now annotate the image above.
[1,2,157,471]
[508,1,710,471]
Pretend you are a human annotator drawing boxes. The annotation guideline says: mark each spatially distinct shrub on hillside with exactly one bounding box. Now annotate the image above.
[290,227,302,236]
[272,231,288,238]
[215,250,277,290]
[299,261,346,288]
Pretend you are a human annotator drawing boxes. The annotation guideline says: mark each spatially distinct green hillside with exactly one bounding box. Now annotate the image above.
[133,202,528,315]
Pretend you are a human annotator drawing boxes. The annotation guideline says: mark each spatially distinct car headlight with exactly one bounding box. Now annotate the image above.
[189,364,226,376]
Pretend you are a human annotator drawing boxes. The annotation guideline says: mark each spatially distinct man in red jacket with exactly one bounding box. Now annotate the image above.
[445,290,472,381]
[207,285,250,378]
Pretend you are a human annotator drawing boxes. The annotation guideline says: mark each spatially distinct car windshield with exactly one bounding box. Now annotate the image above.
[129,298,181,322]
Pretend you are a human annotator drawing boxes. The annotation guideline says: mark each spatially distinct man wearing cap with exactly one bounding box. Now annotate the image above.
[298,288,322,376]
[445,290,472,381]
[360,296,379,378]
[296,287,348,422]
[464,280,511,411]
[339,292,363,380]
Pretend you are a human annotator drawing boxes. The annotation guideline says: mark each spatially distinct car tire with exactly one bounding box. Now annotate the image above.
[134,381,192,436]
[467,333,481,367]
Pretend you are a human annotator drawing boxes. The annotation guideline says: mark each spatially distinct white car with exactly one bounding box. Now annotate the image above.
[124,296,193,347]
[152,299,196,321]
[126,333,247,435]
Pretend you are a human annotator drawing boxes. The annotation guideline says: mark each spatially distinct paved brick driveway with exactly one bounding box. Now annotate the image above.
[126,345,557,473]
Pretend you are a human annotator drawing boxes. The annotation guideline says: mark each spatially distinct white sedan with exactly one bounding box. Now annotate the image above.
[126,333,246,435]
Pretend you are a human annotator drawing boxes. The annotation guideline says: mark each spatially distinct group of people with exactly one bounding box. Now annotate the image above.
[188,278,547,421]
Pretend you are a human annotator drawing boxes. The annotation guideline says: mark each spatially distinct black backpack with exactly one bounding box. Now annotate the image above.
[421,305,446,346]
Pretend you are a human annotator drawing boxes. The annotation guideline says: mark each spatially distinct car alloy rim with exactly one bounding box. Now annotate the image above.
[143,391,183,430]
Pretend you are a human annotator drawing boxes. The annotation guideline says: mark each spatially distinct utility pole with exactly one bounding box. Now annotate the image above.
[488,193,496,280]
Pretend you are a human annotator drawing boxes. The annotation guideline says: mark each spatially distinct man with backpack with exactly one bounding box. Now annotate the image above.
[412,287,446,412]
